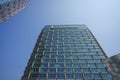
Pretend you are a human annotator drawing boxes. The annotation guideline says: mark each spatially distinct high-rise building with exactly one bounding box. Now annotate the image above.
[104,53,120,80]
[0,0,29,23]
[21,25,112,80]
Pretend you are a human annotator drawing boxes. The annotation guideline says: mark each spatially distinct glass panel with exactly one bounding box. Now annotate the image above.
[84,73,93,79]
[92,73,101,79]
[57,73,65,79]
[49,68,56,73]
[41,63,48,68]
[73,63,80,67]
[65,59,72,63]
[66,73,74,79]
[39,74,46,79]
[102,73,112,79]
[48,74,56,79]
[91,68,99,73]
[81,63,89,68]
[58,59,64,63]
[40,68,48,73]
[83,68,90,73]
[74,73,83,79]
[66,68,73,73]
[97,63,106,68]
[66,63,72,68]
[58,68,65,73]
[74,68,82,73]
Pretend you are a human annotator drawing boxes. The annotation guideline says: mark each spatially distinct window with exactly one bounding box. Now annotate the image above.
[64,52,71,55]
[73,59,79,62]
[81,63,89,68]
[102,73,112,79]
[51,55,56,59]
[84,73,93,79]
[58,68,65,73]
[51,52,57,55]
[92,73,101,79]
[42,55,49,59]
[99,56,105,59]
[99,68,107,73]
[49,68,56,73]
[79,59,87,63]
[40,68,48,73]
[48,74,56,79]
[73,63,80,67]
[50,63,64,68]
[66,68,73,73]
[41,63,48,68]
[83,68,90,73]
[86,55,92,59]
[79,55,86,59]
[93,56,99,59]
[39,74,46,79]
[72,55,79,59]
[89,63,96,68]
[58,55,64,58]
[66,63,72,68]
[97,52,103,55]
[43,59,49,63]
[91,68,99,73]
[57,73,65,79]
[46,46,51,49]
[65,55,71,59]
[66,73,74,79]
[58,52,63,55]
[74,68,82,73]
[94,59,102,63]
[74,73,83,79]
[58,59,64,63]
[87,59,94,63]
[97,63,106,68]
[49,59,56,63]
[65,59,72,63]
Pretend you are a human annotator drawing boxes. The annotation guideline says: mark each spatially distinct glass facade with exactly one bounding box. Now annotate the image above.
[0,0,29,23]
[0,0,13,5]
[104,53,120,80]
[21,25,112,80]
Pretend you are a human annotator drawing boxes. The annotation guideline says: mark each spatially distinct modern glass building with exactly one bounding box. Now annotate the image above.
[21,25,112,80]
[104,53,120,80]
[0,0,29,23]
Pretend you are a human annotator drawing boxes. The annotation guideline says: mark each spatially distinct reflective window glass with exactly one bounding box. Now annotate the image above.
[73,63,80,67]
[102,73,112,79]
[66,68,73,73]
[66,73,74,79]
[40,68,48,73]
[74,73,83,79]
[49,68,56,73]
[48,74,56,79]
[84,73,93,79]
[58,68,65,73]
[57,73,65,79]
[66,63,72,67]
[39,74,46,79]
[74,68,82,73]
[92,73,101,79]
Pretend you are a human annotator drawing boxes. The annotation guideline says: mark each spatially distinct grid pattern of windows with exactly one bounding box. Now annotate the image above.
[21,25,112,80]
[0,0,29,23]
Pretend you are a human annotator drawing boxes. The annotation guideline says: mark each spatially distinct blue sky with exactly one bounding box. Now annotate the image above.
[0,0,120,80]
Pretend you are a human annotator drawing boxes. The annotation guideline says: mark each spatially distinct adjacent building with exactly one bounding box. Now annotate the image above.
[104,53,120,80]
[0,0,29,23]
[21,25,112,80]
